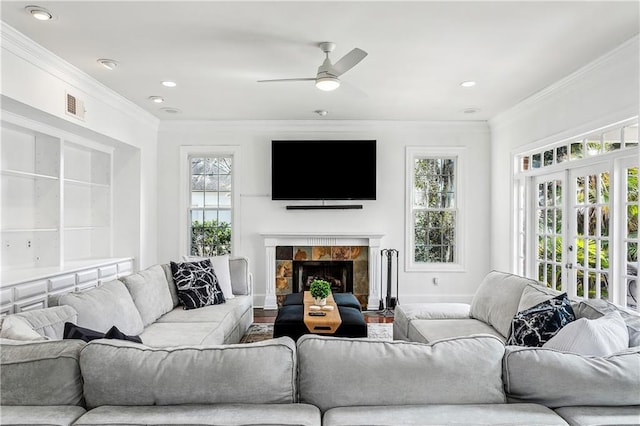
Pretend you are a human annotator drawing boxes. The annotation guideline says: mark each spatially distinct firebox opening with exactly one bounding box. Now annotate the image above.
[293,260,353,294]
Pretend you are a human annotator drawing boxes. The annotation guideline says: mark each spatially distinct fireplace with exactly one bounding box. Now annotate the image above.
[293,260,353,294]
[261,232,384,310]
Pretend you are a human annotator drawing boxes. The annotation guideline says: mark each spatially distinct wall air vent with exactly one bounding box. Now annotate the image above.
[65,93,85,120]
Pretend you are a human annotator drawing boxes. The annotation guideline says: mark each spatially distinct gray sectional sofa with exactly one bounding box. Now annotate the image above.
[394,270,640,347]
[1,268,639,425]
[2,333,639,425]
[0,257,253,346]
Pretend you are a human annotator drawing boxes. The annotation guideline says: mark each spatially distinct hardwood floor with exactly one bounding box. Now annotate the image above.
[252,308,394,324]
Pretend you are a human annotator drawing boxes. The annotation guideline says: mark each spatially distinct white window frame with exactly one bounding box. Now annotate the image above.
[179,145,240,257]
[405,146,466,272]
[513,118,638,310]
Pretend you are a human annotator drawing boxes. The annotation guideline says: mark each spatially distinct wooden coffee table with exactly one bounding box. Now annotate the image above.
[303,291,342,334]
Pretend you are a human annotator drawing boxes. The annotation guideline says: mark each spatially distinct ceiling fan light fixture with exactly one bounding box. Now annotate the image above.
[315,76,340,91]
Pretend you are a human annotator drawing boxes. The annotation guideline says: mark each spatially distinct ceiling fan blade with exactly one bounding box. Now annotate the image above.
[257,78,316,83]
[331,48,368,76]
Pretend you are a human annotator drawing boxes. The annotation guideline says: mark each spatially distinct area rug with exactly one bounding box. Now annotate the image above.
[240,322,393,343]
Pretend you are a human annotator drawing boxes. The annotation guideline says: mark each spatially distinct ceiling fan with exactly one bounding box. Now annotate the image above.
[257,42,368,91]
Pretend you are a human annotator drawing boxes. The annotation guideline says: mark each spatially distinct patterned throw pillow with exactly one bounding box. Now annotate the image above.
[507,292,575,347]
[170,259,225,310]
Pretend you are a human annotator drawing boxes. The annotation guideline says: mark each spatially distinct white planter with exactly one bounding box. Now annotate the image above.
[314,297,327,306]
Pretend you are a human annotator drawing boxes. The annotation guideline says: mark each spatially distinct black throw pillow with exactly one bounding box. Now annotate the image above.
[170,259,225,310]
[63,322,105,342]
[507,292,576,347]
[63,322,142,344]
[104,325,142,344]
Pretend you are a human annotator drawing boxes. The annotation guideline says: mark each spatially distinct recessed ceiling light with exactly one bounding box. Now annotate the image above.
[148,96,164,103]
[160,107,181,114]
[97,59,118,70]
[463,108,480,114]
[25,5,53,20]
[460,81,476,88]
[314,110,328,116]
[161,81,177,88]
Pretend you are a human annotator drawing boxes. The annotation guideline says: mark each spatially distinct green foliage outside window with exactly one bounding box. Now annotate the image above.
[537,168,638,302]
[413,158,456,263]
[190,220,231,256]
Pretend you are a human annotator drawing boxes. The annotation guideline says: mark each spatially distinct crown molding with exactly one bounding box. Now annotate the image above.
[159,119,490,134]
[490,35,639,130]
[1,22,159,130]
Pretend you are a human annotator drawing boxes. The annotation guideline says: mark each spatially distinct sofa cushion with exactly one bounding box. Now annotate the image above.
[0,405,86,426]
[0,315,47,341]
[183,254,235,299]
[543,310,629,356]
[229,256,251,296]
[0,339,85,406]
[554,406,640,426]
[322,404,568,426]
[161,263,180,307]
[120,264,175,326]
[518,283,563,311]
[170,259,225,309]
[470,270,538,338]
[1,306,78,340]
[297,334,506,413]
[503,345,640,407]
[56,280,144,335]
[575,298,640,347]
[80,337,297,408]
[407,319,505,344]
[138,321,224,346]
[507,292,575,347]
[73,404,321,426]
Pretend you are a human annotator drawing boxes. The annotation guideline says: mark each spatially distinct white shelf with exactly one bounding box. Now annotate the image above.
[64,178,110,188]
[64,226,109,231]
[1,228,58,233]
[2,169,59,180]
[2,120,113,274]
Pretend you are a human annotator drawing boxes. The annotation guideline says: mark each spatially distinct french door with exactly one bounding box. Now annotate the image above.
[530,158,638,309]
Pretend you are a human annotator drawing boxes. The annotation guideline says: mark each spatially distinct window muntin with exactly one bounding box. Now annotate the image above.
[519,123,637,172]
[189,156,232,256]
[514,119,638,311]
[406,148,464,271]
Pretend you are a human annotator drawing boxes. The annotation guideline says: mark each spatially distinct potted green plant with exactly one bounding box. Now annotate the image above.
[309,279,332,306]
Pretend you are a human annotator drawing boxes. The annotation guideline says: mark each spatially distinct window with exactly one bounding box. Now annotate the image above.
[406,147,464,271]
[180,146,239,257]
[514,120,638,311]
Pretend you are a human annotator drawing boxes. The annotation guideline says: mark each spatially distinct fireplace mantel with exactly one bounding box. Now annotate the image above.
[261,232,384,310]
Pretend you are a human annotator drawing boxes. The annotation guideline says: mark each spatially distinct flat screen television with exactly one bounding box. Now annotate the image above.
[272,140,376,200]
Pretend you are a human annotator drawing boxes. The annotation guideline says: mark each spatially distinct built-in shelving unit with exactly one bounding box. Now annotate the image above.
[1,117,126,314]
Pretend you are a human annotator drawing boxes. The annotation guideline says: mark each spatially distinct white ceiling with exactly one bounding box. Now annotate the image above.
[1,1,638,121]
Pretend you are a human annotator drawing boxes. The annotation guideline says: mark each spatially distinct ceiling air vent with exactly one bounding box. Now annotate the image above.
[65,92,85,120]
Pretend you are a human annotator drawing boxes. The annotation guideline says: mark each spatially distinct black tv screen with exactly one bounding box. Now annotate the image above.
[272,140,376,200]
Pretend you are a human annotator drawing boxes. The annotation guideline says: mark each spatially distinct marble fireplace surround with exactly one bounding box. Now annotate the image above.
[261,232,384,310]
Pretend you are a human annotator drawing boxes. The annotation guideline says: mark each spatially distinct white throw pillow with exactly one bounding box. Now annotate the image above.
[183,255,234,300]
[543,310,629,356]
[0,316,48,341]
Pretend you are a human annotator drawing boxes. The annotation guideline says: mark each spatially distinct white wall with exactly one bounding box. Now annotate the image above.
[158,120,491,307]
[1,24,160,268]
[489,36,639,272]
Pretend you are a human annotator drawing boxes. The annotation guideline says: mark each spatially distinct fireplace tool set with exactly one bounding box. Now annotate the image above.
[379,248,399,317]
